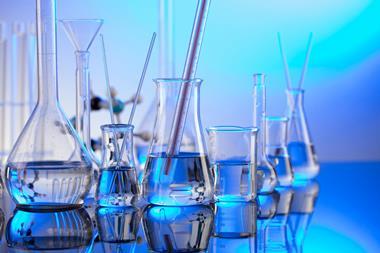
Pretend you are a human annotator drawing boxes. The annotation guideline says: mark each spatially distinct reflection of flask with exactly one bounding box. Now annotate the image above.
[143,205,214,252]
[5,0,92,209]
[288,180,319,253]
[6,208,93,252]
[257,192,279,253]
[142,79,213,206]
[266,188,293,252]
[96,206,141,253]
[286,89,319,180]
[253,74,277,194]
[209,202,256,252]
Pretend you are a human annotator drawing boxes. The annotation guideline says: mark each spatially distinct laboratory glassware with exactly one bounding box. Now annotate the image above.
[266,116,294,186]
[288,180,319,252]
[5,0,93,209]
[253,73,277,193]
[0,21,7,164]
[143,205,214,252]
[209,201,256,253]
[60,19,103,197]
[207,126,258,202]
[266,188,293,252]
[6,208,93,252]
[97,124,140,207]
[142,78,214,206]
[286,88,319,180]
[96,206,141,253]
[257,191,279,253]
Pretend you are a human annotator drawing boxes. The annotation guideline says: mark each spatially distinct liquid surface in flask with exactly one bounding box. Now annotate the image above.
[6,161,92,208]
[268,148,293,187]
[288,142,319,180]
[97,166,139,206]
[213,160,254,202]
[143,152,213,206]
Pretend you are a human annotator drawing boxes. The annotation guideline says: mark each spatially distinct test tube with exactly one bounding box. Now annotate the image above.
[159,0,175,78]
[0,21,7,162]
[166,0,211,160]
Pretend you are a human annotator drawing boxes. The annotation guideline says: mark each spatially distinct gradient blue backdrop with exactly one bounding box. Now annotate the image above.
[0,0,379,162]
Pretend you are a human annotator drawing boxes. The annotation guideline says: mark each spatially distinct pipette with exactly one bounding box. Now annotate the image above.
[165,0,212,174]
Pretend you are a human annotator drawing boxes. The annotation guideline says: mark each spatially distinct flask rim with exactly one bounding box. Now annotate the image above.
[153,78,203,86]
[287,88,305,94]
[206,125,258,133]
[265,116,288,122]
[101,123,134,132]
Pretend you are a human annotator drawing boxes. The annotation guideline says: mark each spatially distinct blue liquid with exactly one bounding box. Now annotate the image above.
[142,152,214,206]
[288,142,319,180]
[214,161,255,202]
[6,161,92,209]
[97,166,139,207]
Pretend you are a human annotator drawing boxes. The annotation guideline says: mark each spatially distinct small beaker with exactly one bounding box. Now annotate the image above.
[96,124,140,207]
[207,126,258,202]
[286,88,319,180]
[265,116,294,186]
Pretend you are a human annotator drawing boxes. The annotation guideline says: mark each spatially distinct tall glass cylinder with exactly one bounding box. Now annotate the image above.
[5,0,93,210]
[142,78,214,206]
[252,73,277,193]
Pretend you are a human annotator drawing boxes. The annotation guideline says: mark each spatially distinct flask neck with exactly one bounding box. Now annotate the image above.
[36,0,59,106]
[253,83,268,160]
[287,89,305,112]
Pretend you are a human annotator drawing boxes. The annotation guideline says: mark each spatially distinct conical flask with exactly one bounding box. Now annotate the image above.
[60,19,103,199]
[252,73,277,193]
[5,0,93,209]
[142,78,214,206]
[286,88,319,180]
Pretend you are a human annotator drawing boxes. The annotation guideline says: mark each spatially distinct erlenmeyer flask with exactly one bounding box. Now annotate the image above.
[6,208,93,252]
[142,205,214,252]
[97,124,140,207]
[96,206,141,253]
[252,74,277,193]
[266,116,294,186]
[5,0,93,209]
[286,88,319,180]
[142,78,214,206]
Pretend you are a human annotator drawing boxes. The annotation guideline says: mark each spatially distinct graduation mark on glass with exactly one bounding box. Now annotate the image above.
[164,0,211,175]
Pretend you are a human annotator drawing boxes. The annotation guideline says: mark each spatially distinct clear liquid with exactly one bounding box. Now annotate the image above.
[288,142,319,180]
[142,152,214,206]
[97,166,139,207]
[268,154,293,187]
[6,161,92,209]
[214,160,255,202]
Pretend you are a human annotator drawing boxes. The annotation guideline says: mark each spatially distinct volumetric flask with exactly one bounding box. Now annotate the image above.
[142,205,214,252]
[265,116,294,186]
[207,126,258,202]
[286,88,319,180]
[252,73,277,194]
[96,206,141,253]
[142,78,214,206]
[97,124,140,207]
[5,0,93,210]
[6,208,93,252]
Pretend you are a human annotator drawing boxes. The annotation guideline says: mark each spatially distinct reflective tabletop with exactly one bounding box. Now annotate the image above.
[0,162,378,253]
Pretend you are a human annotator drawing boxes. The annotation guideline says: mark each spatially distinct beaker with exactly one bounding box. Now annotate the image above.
[142,205,214,252]
[142,78,213,206]
[209,202,256,253]
[288,180,319,252]
[6,208,93,252]
[252,73,277,194]
[97,124,140,207]
[96,206,141,253]
[286,88,319,180]
[265,116,294,186]
[5,0,93,209]
[207,126,258,202]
